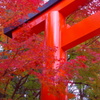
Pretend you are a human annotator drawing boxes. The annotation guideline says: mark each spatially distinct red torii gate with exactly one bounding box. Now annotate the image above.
[4,0,100,100]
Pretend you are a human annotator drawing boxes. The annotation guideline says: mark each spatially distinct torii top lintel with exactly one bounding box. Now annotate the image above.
[4,0,100,51]
[4,0,61,37]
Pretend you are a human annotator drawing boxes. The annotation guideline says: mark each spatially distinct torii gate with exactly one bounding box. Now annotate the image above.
[4,0,100,100]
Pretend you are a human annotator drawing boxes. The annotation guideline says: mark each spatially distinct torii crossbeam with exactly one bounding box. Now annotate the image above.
[4,0,100,100]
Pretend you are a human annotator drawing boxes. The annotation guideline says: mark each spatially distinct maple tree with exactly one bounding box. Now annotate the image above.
[67,36,100,100]
[0,32,90,99]
[0,33,43,99]
[0,0,43,27]
[0,33,61,99]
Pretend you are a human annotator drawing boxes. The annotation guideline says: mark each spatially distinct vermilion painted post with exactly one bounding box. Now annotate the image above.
[40,11,67,100]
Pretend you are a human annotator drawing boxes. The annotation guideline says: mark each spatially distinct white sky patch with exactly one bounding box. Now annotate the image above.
[44,0,49,3]
[0,45,3,52]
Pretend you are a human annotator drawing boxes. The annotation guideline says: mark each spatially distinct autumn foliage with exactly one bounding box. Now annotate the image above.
[0,0,100,99]
[0,0,43,27]
[0,32,89,99]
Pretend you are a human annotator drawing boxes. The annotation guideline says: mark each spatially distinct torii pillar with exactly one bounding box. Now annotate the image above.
[4,0,100,100]
[41,11,67,100]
